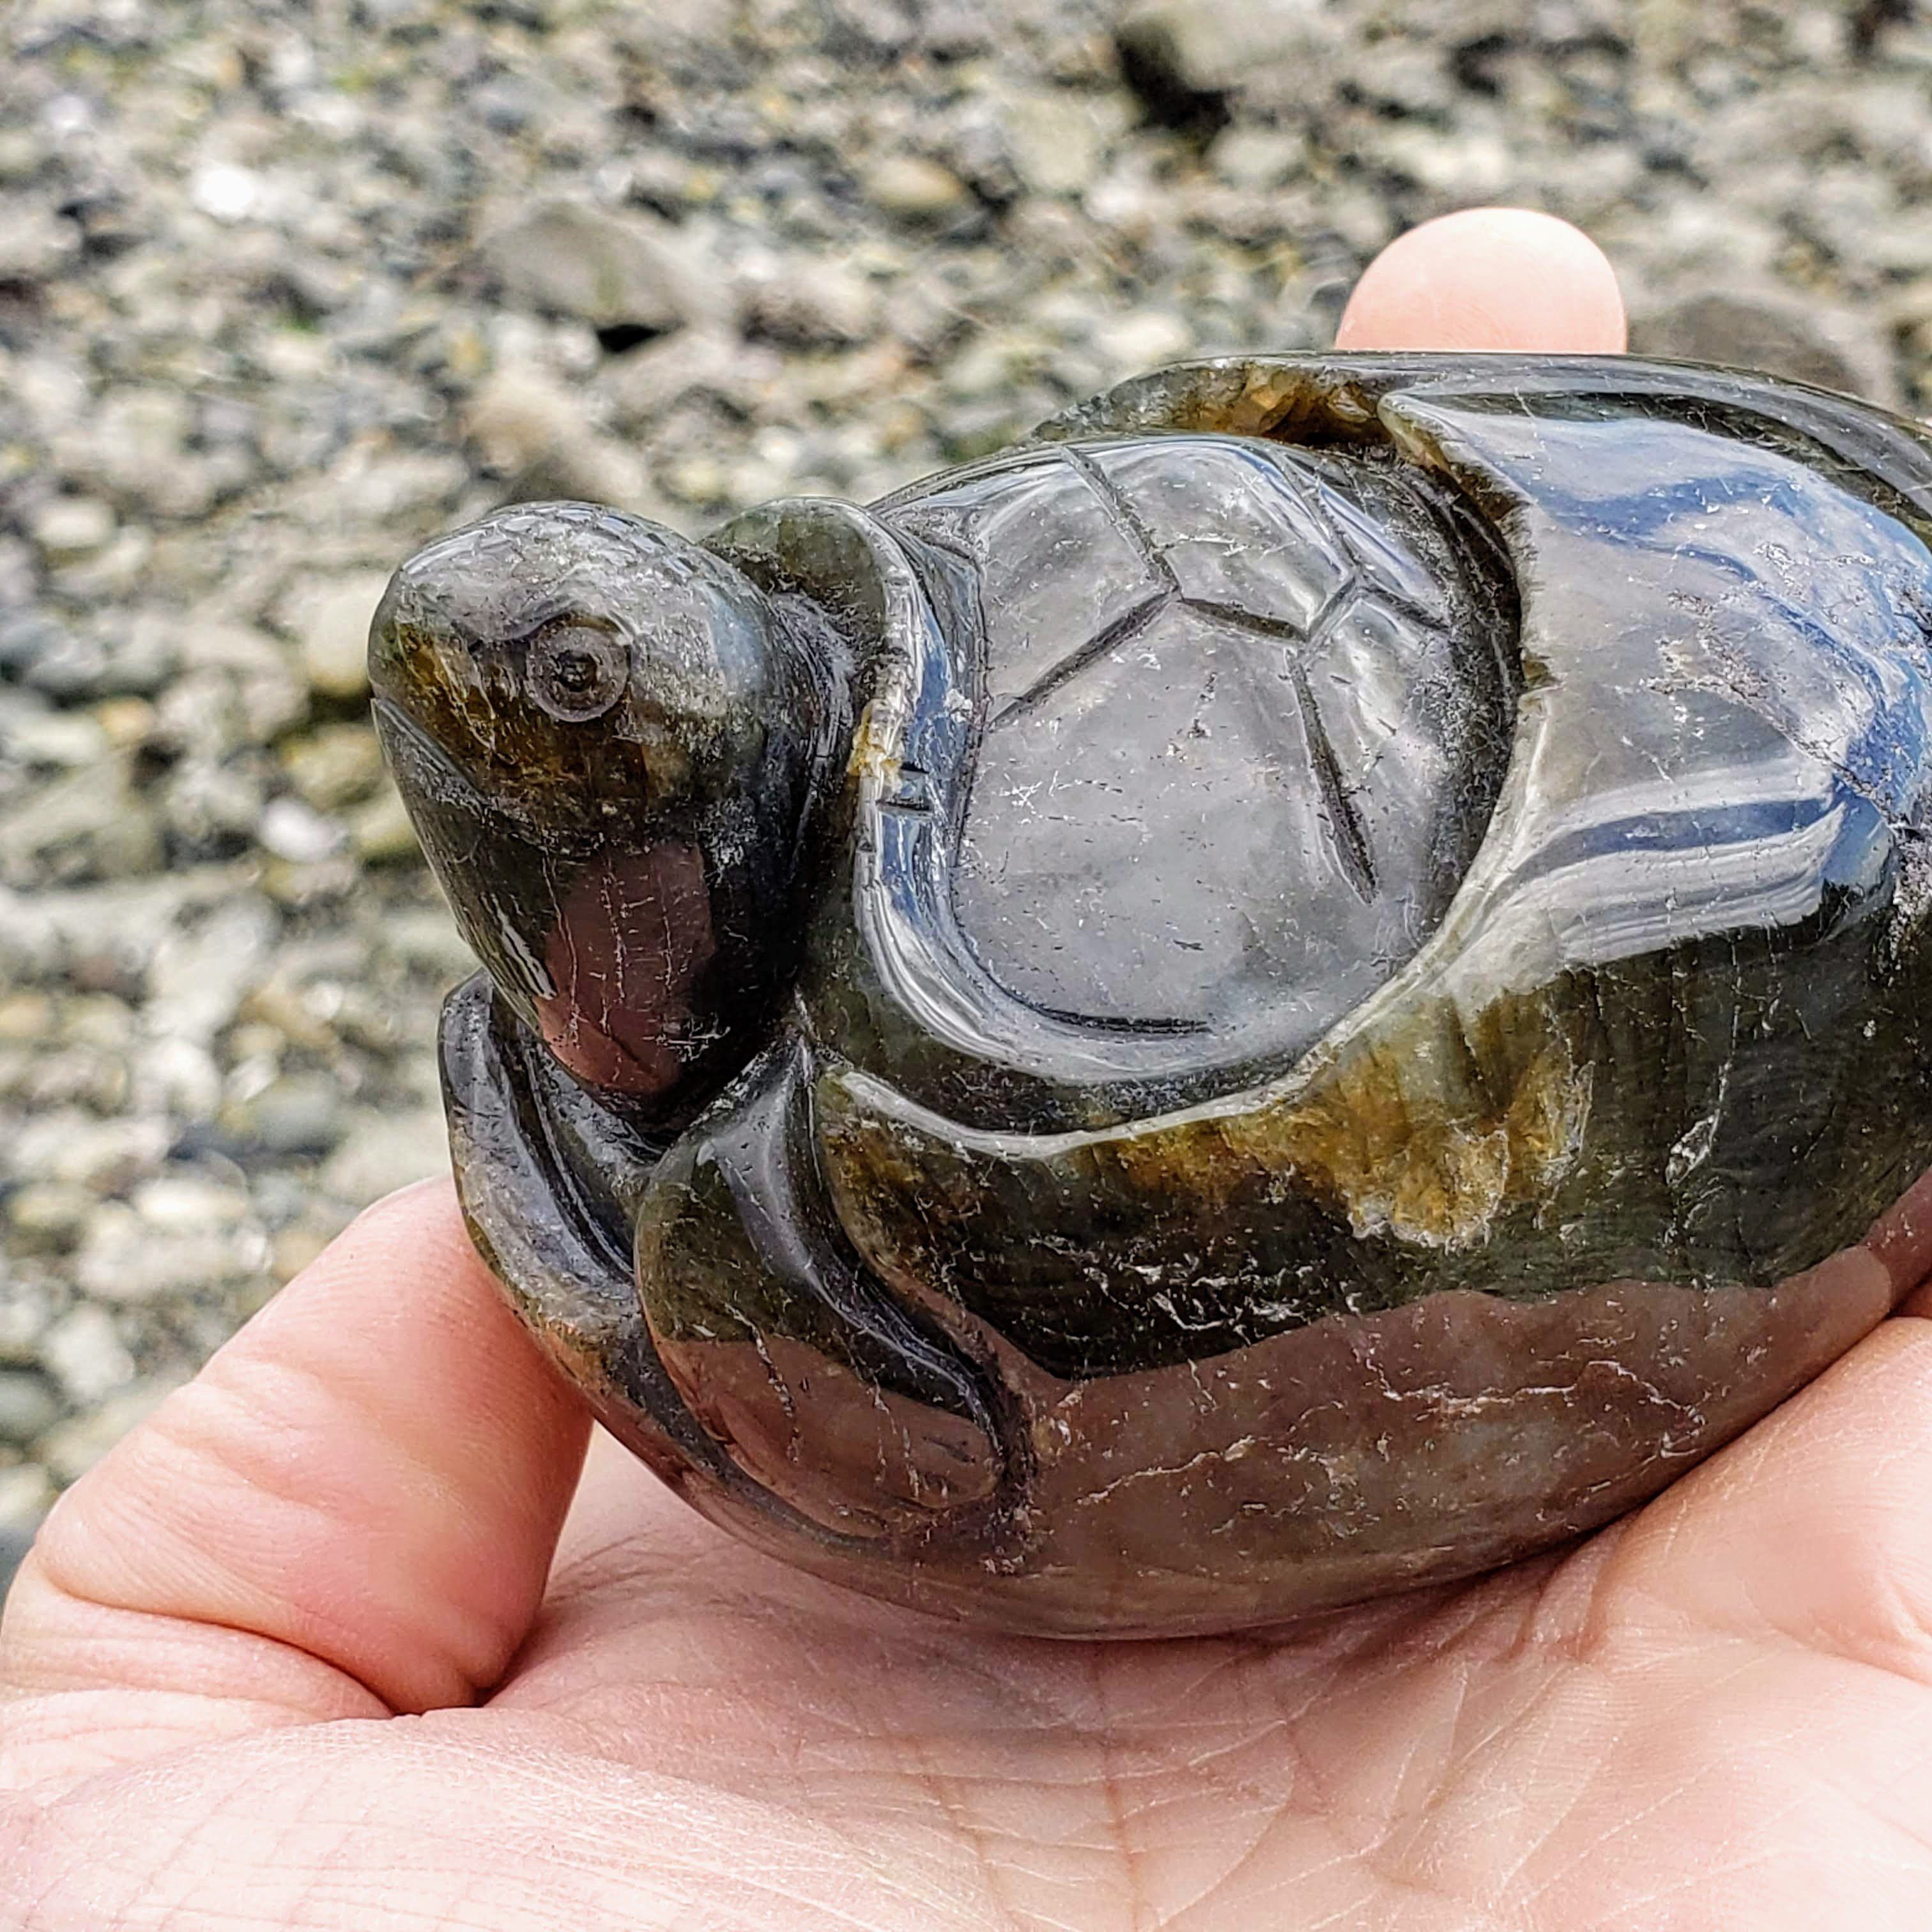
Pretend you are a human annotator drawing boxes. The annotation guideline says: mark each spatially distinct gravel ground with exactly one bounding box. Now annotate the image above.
[4,0,1932,1591]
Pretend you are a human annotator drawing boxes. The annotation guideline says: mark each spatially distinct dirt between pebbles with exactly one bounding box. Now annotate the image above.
[3,0,1931,1591]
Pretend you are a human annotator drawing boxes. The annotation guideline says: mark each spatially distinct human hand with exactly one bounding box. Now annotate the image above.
[10,211,1926,1932]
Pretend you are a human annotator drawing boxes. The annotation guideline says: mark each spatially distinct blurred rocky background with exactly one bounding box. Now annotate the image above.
[3,0,1931,1591]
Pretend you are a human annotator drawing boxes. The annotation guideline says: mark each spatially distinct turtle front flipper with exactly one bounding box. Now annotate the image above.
[438,972,734,1498]
[445,974,1019,1602]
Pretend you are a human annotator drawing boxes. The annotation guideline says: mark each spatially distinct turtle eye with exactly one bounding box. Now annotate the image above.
[527,620,629,723]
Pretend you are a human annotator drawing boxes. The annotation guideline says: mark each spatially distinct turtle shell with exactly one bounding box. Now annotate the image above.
[874,433,1518,1083]
[436,353,1932,1637]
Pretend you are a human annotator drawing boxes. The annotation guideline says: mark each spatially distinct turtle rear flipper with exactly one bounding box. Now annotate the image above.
[633,1040,1015,1547]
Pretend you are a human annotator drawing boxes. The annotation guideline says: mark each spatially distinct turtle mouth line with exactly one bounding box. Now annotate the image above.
[372,695,488,802]
[372,695,574,842]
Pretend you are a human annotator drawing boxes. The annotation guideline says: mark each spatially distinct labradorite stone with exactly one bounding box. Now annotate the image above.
[374,353,1932,1636]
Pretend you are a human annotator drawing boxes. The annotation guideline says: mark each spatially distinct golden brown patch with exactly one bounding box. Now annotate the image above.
[1110,997,1591,1250]
[845,695,903,786]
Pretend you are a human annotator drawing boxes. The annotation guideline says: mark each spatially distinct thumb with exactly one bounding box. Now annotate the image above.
[1337,206,1627,353]
[0,1181,588,1791]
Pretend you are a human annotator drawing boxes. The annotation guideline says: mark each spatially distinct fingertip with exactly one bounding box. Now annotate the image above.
[1336,206,1627,355]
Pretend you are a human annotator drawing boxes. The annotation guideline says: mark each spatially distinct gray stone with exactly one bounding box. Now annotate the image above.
[280,723,386,811]
[286,571,392,703]
[225,1071,349,1156]
[0,1371,63,1446]
[1117,0,1334,103]
[477,201,700,334]
[47,526,161,606]
[175,618,307,742]
[5,1183,96,1255]
[1629,288,1902,411]
[1,705,111,770]
[461,365,657,510]
[29,495,116,558]
[16,610,178,704]
[258,795,348,864]
[0,1278,47,1370]
[1092,309,1196,374]
[320,1107,452,1206]
[1372,124,1515,202]
[740,255,878,346]
[40,1304,135,1404]
[0,1463,52,1535]
[0,201,82,280]
[73,1200,257,1305]
[604,328,785,427]
[864,153,974,220]
[0,755,164,887]
[146,896,280,1049]
[160,758,270,848]
[1000,92,1116,198]
[8,1108,171,1194]
[379,909,474,984]
[68,385,220,521]
[1209,125,1310,190]
[0,536,37,611]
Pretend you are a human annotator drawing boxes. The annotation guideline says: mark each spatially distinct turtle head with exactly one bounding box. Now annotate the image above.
[370,501,843,1126]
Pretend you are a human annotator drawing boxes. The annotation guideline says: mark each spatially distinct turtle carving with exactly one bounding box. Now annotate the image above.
[371,353,1932,1636]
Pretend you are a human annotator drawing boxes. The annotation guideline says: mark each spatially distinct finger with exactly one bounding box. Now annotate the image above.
[1336,206,1627,353]
[0,1180,588,1786]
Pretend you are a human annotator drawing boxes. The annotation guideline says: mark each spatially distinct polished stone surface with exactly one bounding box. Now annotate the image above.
[374,353,1932,1636]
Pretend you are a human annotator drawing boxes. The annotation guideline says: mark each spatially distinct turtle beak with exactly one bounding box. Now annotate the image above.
[372,694,571,1009]
[374,693,724,1108]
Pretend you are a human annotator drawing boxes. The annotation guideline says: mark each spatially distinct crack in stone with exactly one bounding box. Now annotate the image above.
[1059,440,1183,595]
[988,588,1167,728]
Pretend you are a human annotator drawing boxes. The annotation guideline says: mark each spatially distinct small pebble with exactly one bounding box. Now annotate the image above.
[477,200,698,333]
[225,1071,349,1156]
[0,1371,61,1446]
[1000,91,1114,198]
[864,153,973,220]
[0,1465,55,1537]
[5,1183,96,1255]
[30,496,116,558]
[40,1305,136,1405]
[281,723,387,811]
[1093,310,1196,372]
[4,710,112,768]
[290,571,393,703]
[259,795,349,864]
[321,1107,452,1206]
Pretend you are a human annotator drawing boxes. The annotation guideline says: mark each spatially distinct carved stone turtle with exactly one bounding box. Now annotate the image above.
[371,353,1932,1637]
